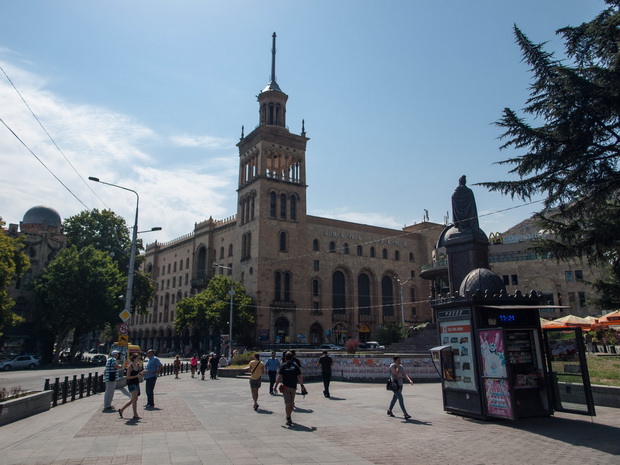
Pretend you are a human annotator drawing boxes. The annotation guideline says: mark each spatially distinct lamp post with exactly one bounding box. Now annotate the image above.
[396,276,414,326]
[213,263,234,358]
[88,177,160,318]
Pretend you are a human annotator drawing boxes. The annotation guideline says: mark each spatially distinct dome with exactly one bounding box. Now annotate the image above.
[22,205,62,227]
[459,268,505,296]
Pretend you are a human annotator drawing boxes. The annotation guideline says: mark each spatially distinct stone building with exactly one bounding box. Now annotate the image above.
[133,35,444,352]
[3,206,67,353]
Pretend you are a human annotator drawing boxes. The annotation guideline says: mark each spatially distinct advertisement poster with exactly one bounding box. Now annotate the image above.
[484,378,514,420]
[479,329,507,378]
[439,320,476,391]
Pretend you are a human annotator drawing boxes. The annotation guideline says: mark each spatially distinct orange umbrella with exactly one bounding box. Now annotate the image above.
[553,314,592,329]
[597,310,620,325]
[541,320,570,329]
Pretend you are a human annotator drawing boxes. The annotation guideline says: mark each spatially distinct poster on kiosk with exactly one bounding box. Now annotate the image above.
[478,329,514,420]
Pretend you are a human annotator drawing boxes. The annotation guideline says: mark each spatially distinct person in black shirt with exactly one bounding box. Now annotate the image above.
[317,350,333,398]
[274,351,304,426]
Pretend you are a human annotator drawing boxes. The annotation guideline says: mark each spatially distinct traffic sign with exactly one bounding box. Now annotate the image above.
[118,323,128,335]
[118,335,128,346]
[119,309,131,322]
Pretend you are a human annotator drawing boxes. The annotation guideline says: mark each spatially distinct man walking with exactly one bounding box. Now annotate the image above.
[274,351,305,426]
[318,350,333,398]
[247,353,266,410]
[144,349,163,409]
[264,351,280,395]
[103,350,120,411]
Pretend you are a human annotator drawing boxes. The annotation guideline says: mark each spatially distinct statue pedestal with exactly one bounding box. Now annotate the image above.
[443,226,489,294]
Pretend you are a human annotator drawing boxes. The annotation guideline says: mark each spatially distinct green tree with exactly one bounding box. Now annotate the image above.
[376,323,405,346]
[64,209,153,314]
[480,1,620,308]
[175,275,255,347]
[33,245,124,362]
[0,218,30,336]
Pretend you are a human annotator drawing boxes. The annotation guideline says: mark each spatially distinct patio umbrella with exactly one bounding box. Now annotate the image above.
[553,314,592,329]
[597,310,620,325]
[541,320,570,329]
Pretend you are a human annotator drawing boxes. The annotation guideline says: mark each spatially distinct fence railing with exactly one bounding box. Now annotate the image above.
[44,362,195,407]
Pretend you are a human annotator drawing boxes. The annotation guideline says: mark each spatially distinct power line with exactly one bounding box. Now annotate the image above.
[0,117,89,209]
[0,65,108,209]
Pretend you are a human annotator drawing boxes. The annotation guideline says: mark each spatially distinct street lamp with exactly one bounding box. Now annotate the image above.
[88,177,160,318]
[396,276,414,326]
[213,263,234,358]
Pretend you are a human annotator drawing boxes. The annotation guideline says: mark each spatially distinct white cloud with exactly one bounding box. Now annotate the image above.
[0,61,237,243]
[312,207,402,230]
[170,134,231,150]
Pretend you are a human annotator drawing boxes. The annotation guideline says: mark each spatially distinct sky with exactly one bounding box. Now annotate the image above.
[0,0,607,244]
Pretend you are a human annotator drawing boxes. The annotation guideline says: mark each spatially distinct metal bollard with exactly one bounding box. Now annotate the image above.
[71,375,77,401]
[52,377,60,407]
[62,376,69,404]
[79,374,85,398]
[93,372,99,394]
[44,378,50,391]
[86,373,92,396]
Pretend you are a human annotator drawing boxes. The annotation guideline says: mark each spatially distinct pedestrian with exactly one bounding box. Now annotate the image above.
[144,349,163,409]
[199,354,209,380]
[210,353,220,379]
[387,356,413,420]
[190,354,198,378]
[274,351,305,426]
[119,352,147,420]
[317,350,333,398]
[103,350,120,411]
[264,351,280,395]
[247,353,266,410]
[173,355,181,379]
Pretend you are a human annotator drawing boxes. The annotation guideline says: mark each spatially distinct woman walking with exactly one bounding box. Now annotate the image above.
[387,356,413,419]
[190,354,198,378]
[119,353,146,420]
[173,355,181,378]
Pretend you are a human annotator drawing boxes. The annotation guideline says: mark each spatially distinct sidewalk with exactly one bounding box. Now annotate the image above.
[1,374,619,464]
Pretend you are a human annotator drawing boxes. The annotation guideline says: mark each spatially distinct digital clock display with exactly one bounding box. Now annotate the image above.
[498,314,516,322]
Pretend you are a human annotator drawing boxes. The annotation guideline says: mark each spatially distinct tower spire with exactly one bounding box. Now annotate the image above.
[271,32,277,84]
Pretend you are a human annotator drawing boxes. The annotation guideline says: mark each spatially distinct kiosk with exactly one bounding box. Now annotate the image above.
[430,269,595,421]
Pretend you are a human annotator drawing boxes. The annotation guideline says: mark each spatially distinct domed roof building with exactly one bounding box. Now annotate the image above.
[20,205,63,233]
[459,268,506,297]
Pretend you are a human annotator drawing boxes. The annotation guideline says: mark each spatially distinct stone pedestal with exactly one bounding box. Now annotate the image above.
[443,226,489,294]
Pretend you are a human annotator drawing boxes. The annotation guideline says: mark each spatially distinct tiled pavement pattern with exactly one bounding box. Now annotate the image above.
[1,374,619,464]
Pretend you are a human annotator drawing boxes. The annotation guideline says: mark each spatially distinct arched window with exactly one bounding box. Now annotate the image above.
[329,241,336,253]
[357,245,363,256]
[358,273,371,315]
[167,264,171,273]
[161,265,165,276]
[332,270,346,314]
[312,279,319,297]
[370,247,376,258]
[395,250,400,261]
[279,231,287,252]
[343,243,350,255]
[290,195,297,221]
[220,247,225,259]
[197,247,206,279]
[240,199,246,224]
[284,272,292,301]
[280,193,287,219]
[179,260,183,271]
[228,244,233,256]
[381,276,395,316]
[173,262,177,272]
[270,192,277,218]
[382,248,388,259]
[186,257,190,268]
[313,239,320,251]
[250,195,255,220]
[409,252,414,262]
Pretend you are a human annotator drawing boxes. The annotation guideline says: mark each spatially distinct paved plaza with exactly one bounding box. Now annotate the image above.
[1,374,619,464]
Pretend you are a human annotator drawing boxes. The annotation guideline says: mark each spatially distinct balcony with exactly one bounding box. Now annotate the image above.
[191,275,209,290]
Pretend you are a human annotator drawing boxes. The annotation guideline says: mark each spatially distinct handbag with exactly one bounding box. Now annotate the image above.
[386,378,393,391]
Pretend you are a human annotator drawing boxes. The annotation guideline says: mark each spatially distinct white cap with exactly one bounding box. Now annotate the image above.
[111,350,120,355]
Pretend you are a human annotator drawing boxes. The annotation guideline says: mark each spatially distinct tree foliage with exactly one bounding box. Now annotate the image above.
[376,323,405,346]
[0,218,30,335]
[63,209,153,314]
[175,275,255,340]
[479,1,620,307]
[33,245,124,362]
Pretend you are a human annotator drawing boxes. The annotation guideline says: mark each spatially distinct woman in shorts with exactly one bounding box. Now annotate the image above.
[247,353,266,410]
[119,352,146,419]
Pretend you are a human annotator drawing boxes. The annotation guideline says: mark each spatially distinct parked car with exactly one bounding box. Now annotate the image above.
[319,344,345,351]
[91,354,107,365]
[0,355,40,370]
[358,341,385,350]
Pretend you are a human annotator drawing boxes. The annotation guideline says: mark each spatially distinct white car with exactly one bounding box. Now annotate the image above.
[0,355,40,370]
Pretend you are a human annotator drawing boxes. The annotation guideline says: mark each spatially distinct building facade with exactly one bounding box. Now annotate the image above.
[133,35,444,352]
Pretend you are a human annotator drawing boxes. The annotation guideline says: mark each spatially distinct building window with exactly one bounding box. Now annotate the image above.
[409,252,414,262]
[541,293,555,305]
[332,270,346,313]
[370,247,376,258]
[575,270,584,281]
[394,250,400,261]
[312,279,319,297]
[279,231,288,252]
[220,247,225,259]
[280,193,287,219]
[578,291,586,307]
[382,249,388,259]
[172,277,176,288]
[358,273,371,315]
[329,241,336,253]
[313,239,320,251]
[270,192,277,218]
[313,260,319,271]
[381,276,394,316]
[179,260,183,271]
[343,243,349,255]
[173,262,177,272]
[167,264,171,274]
[228,244,233,256]
[161,266,165,276]
[565,271,573,283]
[511,274,518,285]
[186,257,190,269]
[357,245,363,256]
[227,264,232,275]
[290,195,297,221]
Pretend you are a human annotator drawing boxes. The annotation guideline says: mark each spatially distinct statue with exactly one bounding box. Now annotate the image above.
[451,175,480,232]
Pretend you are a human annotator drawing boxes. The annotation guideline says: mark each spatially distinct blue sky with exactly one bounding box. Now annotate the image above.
[0,0,606,243]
